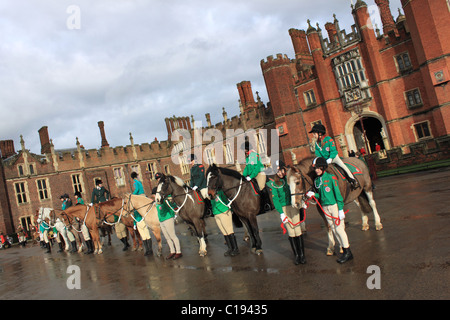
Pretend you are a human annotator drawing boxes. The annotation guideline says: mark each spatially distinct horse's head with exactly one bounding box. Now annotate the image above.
[287,165,311,209]
[155,174,180,203]
[206,164,222,199]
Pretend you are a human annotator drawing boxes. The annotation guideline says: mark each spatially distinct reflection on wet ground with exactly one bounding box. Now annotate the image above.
[1,168,450,300]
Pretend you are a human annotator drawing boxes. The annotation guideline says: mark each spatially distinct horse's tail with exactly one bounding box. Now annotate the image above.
[357,192,372,213]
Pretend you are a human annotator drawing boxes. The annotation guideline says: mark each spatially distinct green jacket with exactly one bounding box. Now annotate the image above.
[132,179,145,223]
[315,136,338,160]
[211,190,230,215]
[190,164,207,189]
[157,196,177,222]
[243,150,264,179]
[266,176,291,215]
[313,172,344,210]
[91,186,110,204]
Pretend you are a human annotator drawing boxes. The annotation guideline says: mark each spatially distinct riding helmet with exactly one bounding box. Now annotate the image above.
[309,124,326,134]
[313,157,328,168]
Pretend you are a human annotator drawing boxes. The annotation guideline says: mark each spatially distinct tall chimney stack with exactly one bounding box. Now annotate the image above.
[38,126,51,154]
[98,121,109,148]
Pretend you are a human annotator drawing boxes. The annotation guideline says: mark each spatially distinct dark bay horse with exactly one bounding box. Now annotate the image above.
[155,174,208,256]
[206,164,263,255]
[287,156,383,255]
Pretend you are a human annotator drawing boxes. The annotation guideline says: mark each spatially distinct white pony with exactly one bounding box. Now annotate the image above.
[37,207,72,251]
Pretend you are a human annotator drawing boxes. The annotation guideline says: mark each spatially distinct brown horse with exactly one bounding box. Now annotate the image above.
[95,198,143,251]
[59,204,104,254]
[155,174,208,256]
[99,197,163,256]
[287,156,383,255]
[206,164,263,255]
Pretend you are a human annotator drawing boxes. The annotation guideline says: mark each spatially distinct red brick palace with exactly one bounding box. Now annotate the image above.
[1,0,449,235]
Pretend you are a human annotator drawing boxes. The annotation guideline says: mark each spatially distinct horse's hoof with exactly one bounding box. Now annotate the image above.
[255,249,263,255]
[361,224,370,231]
[326,249,334,256]
[132,247,137,251]
[243,236,250,242]
[376,224,383,231]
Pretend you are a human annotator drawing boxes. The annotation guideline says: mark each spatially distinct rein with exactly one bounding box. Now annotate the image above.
[126,195,155,222]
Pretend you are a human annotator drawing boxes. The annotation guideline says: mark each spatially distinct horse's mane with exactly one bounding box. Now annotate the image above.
[168,175,186,187]
[217,166,243,180]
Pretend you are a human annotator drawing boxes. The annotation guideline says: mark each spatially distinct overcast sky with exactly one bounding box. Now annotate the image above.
[0,0,402,154]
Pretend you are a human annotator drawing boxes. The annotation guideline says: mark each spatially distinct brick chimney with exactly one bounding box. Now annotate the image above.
[0,140,15,159]
[98,121,109,148]
[236,81,257,112]
[375,0,397,35]
[38,126,52,154]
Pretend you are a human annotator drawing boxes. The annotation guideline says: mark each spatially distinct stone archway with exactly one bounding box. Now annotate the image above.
[344,111,390,155]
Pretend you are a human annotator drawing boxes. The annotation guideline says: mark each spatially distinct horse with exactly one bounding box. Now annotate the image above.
[94,198,143,251]
[59,204,104,254]
[36,207,72,252]
[155,174,208,257]
[287,156,383,255]
[206,164,263,255]
[98,197,163,256]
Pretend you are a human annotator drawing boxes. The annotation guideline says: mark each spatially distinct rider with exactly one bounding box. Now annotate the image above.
[91,179,110,204]
[242,141,271,212]
[309,124,359,189]
[131,171,152,256]
[306,157,353,264]
[154,179,182,260]
[211,189,239,256]
[189,154,212,217]
[267,160,306,265]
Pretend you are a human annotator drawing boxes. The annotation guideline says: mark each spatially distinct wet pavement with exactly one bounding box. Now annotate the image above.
[1,167,449,301]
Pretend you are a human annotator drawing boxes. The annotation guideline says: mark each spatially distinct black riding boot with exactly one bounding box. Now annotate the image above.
[337,247,353,264]
[57,242,64,253]
[229,233,240,256]
[144,239,153,256]
[120,237,130,251]
[295,235,306,264]
[224,235,232,256]
[45,242,51,254]
[85,240,94,254]
[70,241,77,253]
[349,178,360,190]
[288,237,300,265]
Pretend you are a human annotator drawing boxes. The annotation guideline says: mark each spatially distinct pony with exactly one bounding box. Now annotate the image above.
[36,207,72,252]
[287,156,383,255]
[59,204,104,254]
[155,174,208,256]
[206,164,263,255]
[94,198,143,251]
[99,196,163,256]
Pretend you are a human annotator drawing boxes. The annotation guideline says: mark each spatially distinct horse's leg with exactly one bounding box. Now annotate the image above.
[248,215,262,255]
[194,220,207,257]
[318,207,335,255]
[92,228,102,254]
[353,198,369,231]
[128,228,137,251]
[364,190,383,231]
[152,226,163,257]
